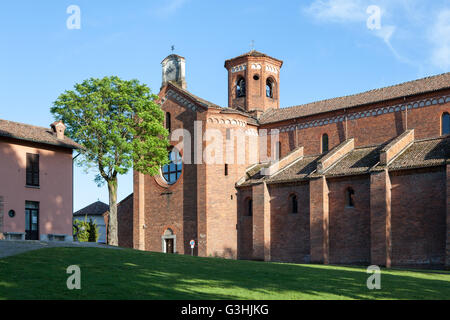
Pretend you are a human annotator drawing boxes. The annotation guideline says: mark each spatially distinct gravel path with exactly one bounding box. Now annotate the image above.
[0,240,122,258]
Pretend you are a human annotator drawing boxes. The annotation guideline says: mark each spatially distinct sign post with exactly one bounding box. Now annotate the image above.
[189,240,195,256]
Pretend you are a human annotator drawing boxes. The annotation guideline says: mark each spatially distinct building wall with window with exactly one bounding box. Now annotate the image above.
[128,51,450,269]
[268,183,310,263]
[0,127,77,241]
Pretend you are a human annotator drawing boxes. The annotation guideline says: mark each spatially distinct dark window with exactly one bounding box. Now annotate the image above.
[322,134,329,153]
[266,79,273,98]
[442,112,450,135]
[225,164,229,176]
[236,77,246,97]
[247,199,253,216]
[26,153,39,186]
[277,142,282,159]
[226,128,231,140]
[166,112,171,133]
[290,194,298,214]
[162,149,182,185]
[346,188,355,208]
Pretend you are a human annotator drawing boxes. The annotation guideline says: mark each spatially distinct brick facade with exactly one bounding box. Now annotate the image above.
[124,51,449,269]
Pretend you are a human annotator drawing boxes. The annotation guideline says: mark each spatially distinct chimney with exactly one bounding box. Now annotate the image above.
[161,54,187,90]
[50,120,66,140]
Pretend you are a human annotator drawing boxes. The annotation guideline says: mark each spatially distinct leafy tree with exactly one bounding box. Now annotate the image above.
[73,216,100,243]
[52,76,169,246]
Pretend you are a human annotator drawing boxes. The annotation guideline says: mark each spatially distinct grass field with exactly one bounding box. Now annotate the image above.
[0,247,449,300]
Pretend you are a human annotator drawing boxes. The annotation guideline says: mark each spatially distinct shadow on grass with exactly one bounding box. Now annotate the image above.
[0,247,449,300]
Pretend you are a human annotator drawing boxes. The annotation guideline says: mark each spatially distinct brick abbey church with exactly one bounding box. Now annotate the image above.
[120,51,450,268]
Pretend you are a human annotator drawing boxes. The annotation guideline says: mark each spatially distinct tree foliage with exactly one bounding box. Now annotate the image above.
[73,216,100,243]
[52,76,170,245]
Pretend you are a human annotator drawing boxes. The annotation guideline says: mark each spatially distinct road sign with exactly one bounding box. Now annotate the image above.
[189,240,195,256]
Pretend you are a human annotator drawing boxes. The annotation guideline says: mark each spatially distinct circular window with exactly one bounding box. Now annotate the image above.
[8,210,15,218]
[162,148,182,185]
[253,74,260,81]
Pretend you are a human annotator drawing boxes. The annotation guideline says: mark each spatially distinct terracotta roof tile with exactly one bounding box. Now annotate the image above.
[237,136,448,186]
[73,201,109,217]
[389,136,449,170]
[259,72,450,124]
[225,50,283,65]
[0,119,82,149]
[165,82,259,125]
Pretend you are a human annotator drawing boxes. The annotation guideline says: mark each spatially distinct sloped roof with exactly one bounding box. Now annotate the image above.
[259,72,450,124]
[0,119,82,149]
[165,81,221,109]
[389,136,449,170]
[320,144,384,178]
[225,50,284,65]
[73,201,109,217]
[238,136,449,186]
[164,82,259,125]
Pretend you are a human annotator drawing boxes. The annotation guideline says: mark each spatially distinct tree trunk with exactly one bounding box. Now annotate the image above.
[107,178,118,246]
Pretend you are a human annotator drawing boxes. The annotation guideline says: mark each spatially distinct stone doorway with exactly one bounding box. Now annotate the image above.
[162,228,176,254]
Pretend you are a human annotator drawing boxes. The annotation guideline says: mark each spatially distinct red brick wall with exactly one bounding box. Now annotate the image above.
[117,194,133,248]
[269,183,310,263]
[137,87,201,255]
[309,177,329,264]
[237,187,253,260]
[328,176,371,264]
[266,91,450,157]
[446,164,450,267]
[226,56,282,113]
[390,168,447,266]
[252,183,269,260]
[370,169,392,267]
[204,116,257,258]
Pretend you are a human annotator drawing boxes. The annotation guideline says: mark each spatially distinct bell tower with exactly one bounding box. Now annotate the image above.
[161,54,187,90]
[224,50,283,117]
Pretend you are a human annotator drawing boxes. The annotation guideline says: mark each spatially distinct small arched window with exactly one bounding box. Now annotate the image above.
[442,112,450,135]
[266,78,273,98]
[166,112,171,133]
[346,187,355,208]
[246,198,253,216]
[290,194,298,214]
[236,77,246,98]
[322,134,329,153]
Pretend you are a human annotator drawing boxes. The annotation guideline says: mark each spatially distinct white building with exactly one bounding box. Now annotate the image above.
[73,201,108,243]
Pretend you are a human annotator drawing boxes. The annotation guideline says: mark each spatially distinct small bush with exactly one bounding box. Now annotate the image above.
[73,216,99,242]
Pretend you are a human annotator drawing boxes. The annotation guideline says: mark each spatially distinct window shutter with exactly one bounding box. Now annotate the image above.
[26,153,39,186]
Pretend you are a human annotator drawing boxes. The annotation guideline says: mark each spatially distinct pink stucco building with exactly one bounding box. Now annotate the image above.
[0,119,81,241]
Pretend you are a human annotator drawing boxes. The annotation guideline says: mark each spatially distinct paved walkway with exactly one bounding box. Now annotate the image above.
[0,240,122,258]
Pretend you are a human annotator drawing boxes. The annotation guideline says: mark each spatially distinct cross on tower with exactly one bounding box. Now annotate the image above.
[250,40,255,51]
[171,45,175,53]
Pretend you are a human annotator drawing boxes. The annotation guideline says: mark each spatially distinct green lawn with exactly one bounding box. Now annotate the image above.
[0,247,449,300]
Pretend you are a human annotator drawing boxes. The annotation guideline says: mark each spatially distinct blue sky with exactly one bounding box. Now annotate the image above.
[1,0,449,211]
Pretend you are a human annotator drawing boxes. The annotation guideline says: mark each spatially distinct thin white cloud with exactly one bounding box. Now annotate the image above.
[304,0,450,71]
[429,9,450,69]
[157,0,189,16]
[304,0,366,23]
[303,0,421,67]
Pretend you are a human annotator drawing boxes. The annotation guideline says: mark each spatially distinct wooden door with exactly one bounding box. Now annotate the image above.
[165,239,174,254]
